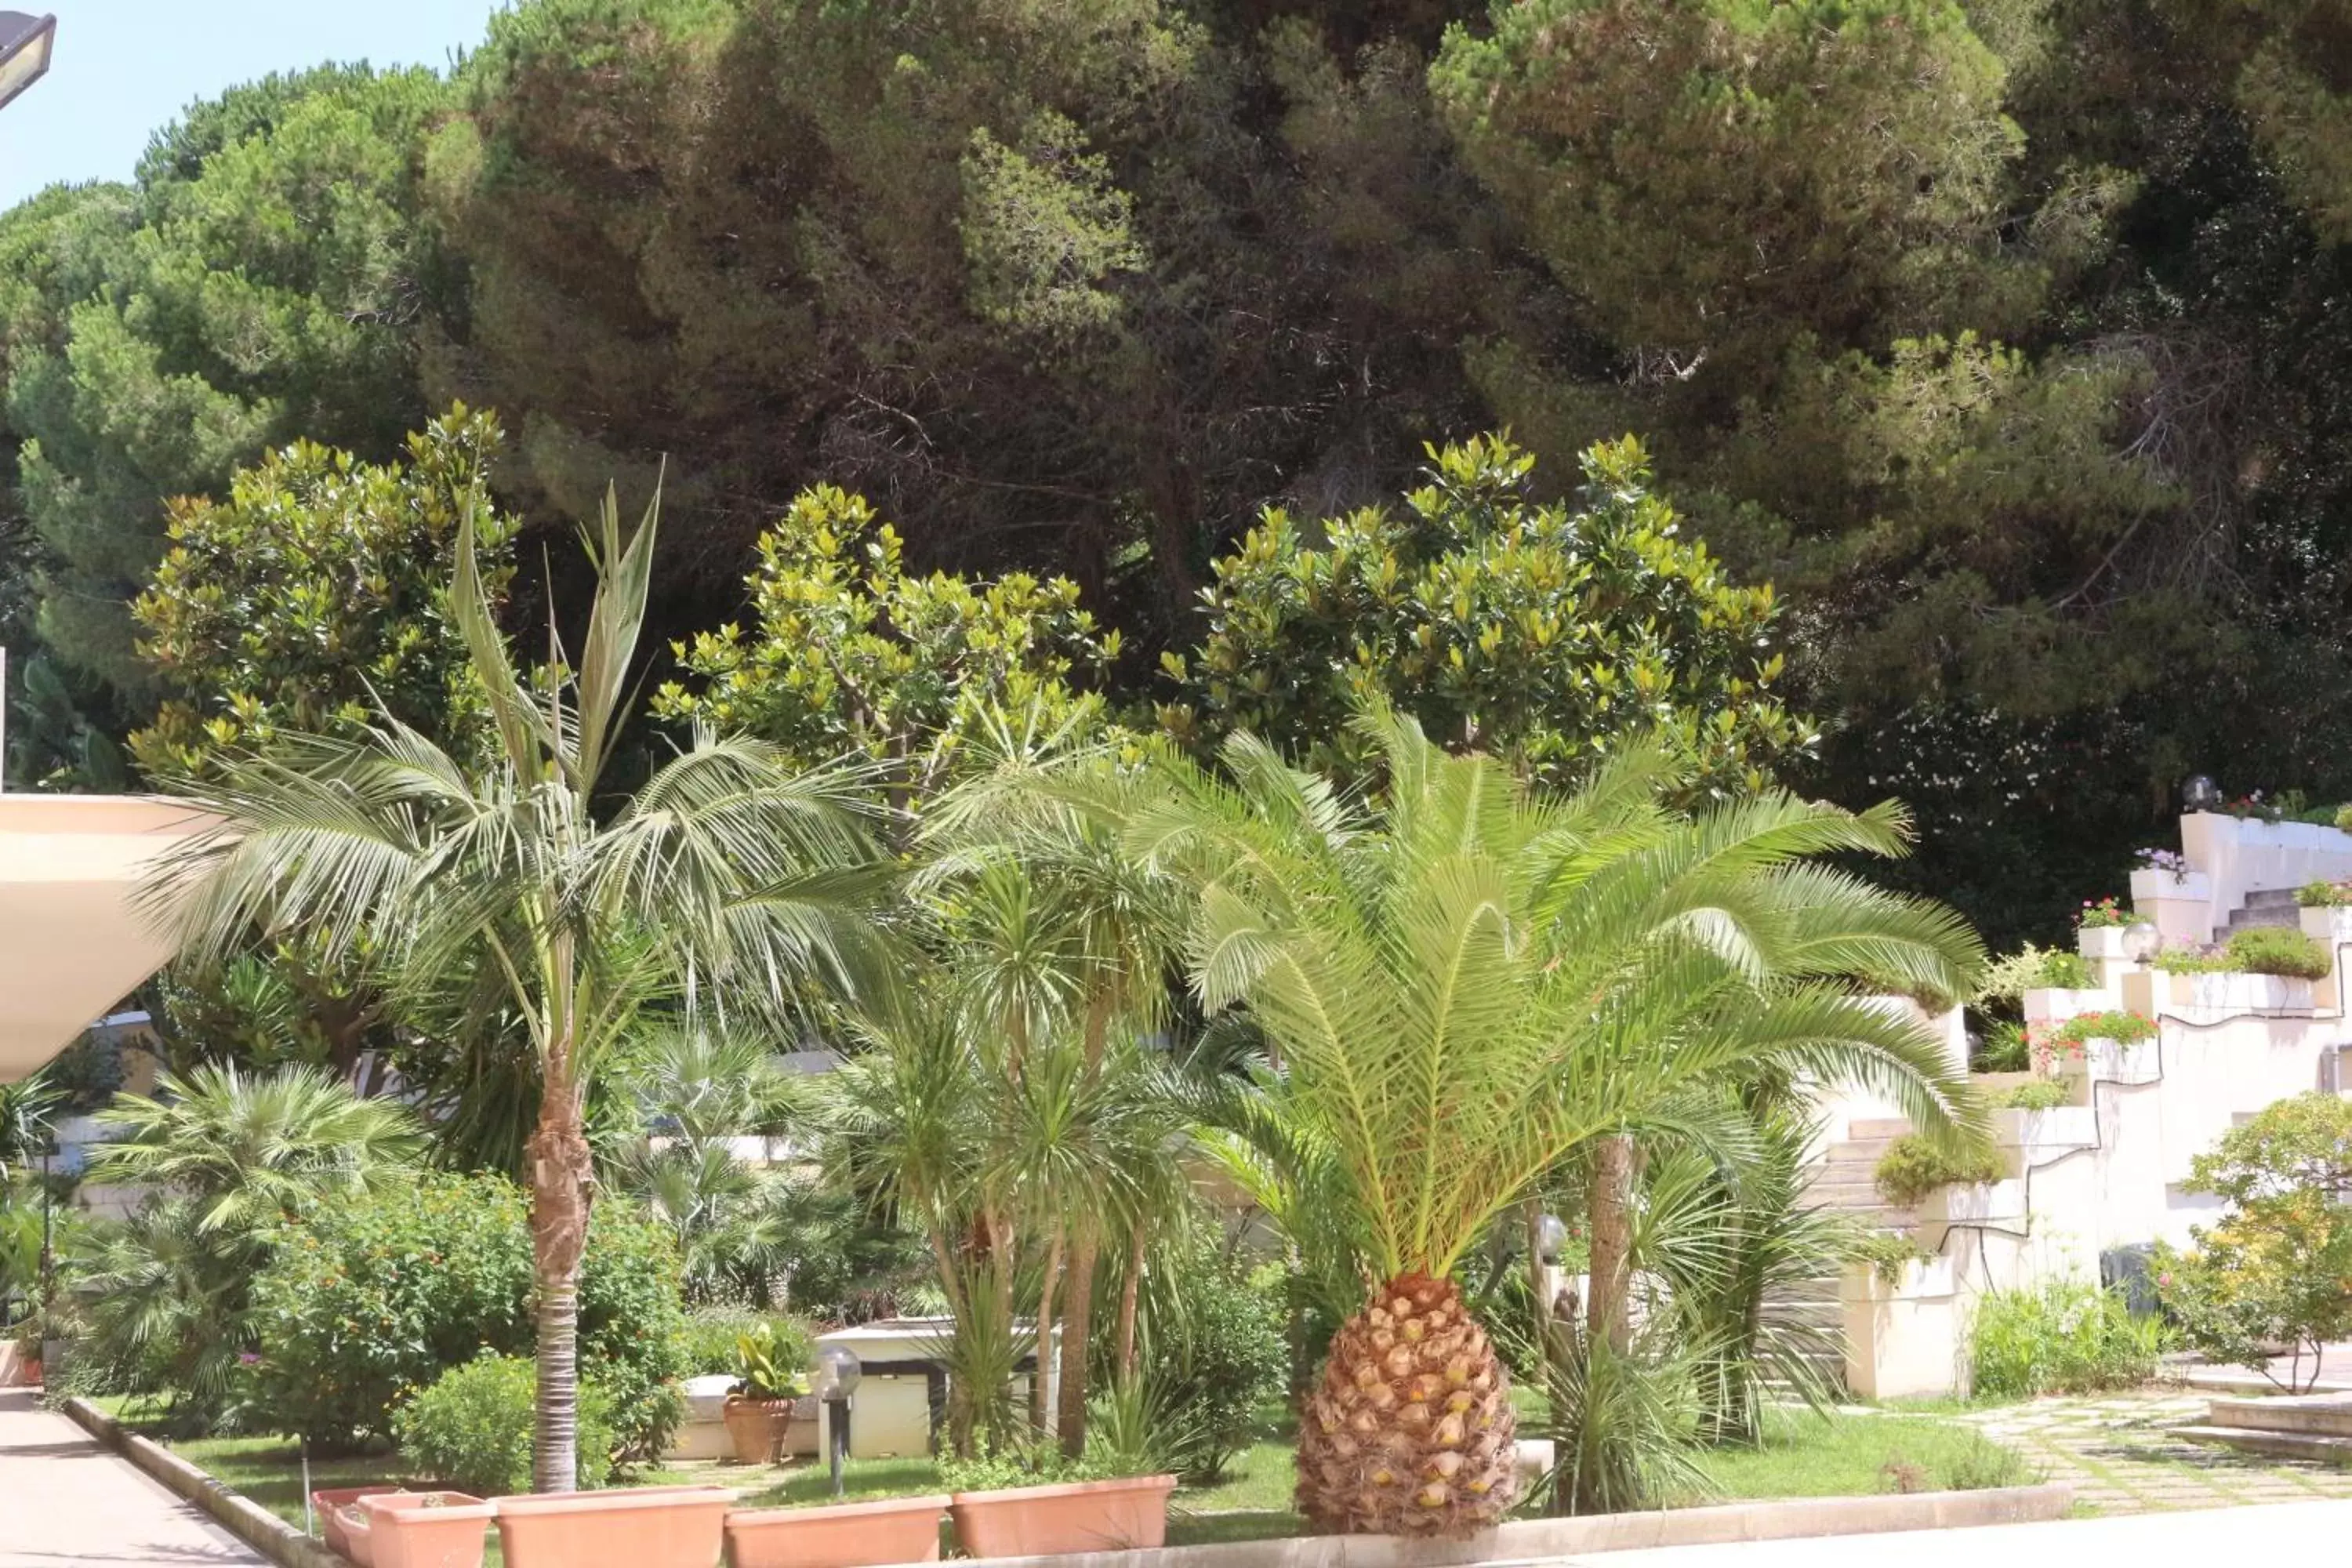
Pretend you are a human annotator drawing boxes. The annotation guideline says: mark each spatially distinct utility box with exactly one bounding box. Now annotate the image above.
[813,1317,1060,1459]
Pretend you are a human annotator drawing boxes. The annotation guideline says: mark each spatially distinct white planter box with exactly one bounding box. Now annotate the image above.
[1839,1258,1961,1400]
[2131,969,2313,1015]
[2076,924,2158,962]
[2023,986,2110,1022]
[2299,906,2352,945]
[2068,1036,2159,1083]
[2129,867,2210,904]
[1916,1179,2029,1226]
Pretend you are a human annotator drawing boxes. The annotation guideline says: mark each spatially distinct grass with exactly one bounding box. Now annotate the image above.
[1677,1406,2036,1504]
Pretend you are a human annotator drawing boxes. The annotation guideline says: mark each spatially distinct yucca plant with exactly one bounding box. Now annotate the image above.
[1116,706,1981,1537]
[145,484,895,1490]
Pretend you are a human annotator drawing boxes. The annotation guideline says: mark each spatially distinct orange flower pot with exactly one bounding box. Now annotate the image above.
[492,1485,731,1568]
[338,1504,376,1568]
[723,1396,793,1465]
[949,1475,1177,1559]
[724,1494,951,1568]
[359,1491,494,1568]
[314,1486,404,1561]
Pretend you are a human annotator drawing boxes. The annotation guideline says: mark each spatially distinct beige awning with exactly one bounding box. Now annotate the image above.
[1,795,220,1083]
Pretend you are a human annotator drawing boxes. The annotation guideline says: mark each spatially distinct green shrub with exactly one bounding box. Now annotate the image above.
[2045,1010,2157,1049]
[1972,1020,2028,1073]
[939,1446,1113,1491]
[1129,1233,1287,1483]
[2151,946,2231,974]
[1968,1280,2164,1399]
[1853,1232,1935,1285]
[1872,1136,2003,1207]
[2297,880,2352,908]
[392,1354,615,1496]
[680,1307,815,1378]
[249,1172,688,1456]
[1976,946,2093,1003]
[1992,1080,2070,1112]
[2225,927,2331,978]
[2336,804,2352,833]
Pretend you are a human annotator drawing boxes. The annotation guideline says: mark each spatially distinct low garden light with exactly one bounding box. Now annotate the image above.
[1534,1212,1570,1265]
[2182,774,2222,814]
[0,13,55,113]
[812,1345,861,1497]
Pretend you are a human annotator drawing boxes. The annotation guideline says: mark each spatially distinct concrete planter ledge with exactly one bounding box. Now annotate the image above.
[935,1483,2073,1568]
[64,1396,347,1568]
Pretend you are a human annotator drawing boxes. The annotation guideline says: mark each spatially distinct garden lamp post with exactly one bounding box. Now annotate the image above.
[812,1345,862,1497]
[0,13,55,113]
[2182,775,2222,814]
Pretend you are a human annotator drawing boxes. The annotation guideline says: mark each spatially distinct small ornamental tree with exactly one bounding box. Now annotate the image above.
[2154,1093,2352,1392]
[1160,434,1813,797]
[654,485,1119,809]
[129,405,520,778]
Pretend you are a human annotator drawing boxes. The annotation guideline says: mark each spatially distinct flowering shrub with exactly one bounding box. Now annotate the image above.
[2152,928,2330,978]
[2074,897,2139,930]
[2031,1011,2156,1073]
[2151,1094,2352,1392]
[2136,848,2190,884]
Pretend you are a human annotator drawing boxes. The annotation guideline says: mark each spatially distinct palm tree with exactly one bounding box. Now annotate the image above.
[146,485,895,1490]
[1115,706,1982,1537]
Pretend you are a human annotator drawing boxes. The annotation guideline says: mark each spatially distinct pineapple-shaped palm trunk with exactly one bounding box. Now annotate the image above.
[1298,1275,1515,1535]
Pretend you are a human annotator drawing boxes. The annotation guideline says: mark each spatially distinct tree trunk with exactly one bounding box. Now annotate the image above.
[1114,1223,1147,1381]
[526,1087,595,1493]
[1031,1227,1062,1437]
[1057,1225,1101,1457]
[1584,1134,1635,1356]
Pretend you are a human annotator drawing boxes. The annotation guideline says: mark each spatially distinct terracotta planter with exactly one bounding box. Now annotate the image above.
[725,1494,951,1568]
[949,1475,1178,1558]
[339,1504,377,1568]
[493,1484,731,1568]
[723,1394,791,1465]
[359,1492,493,1568]
[314,1486,404,1560]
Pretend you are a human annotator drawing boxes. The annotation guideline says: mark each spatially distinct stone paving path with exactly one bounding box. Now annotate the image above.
[0,1388,265,1566]
[1952,1391,2352,1515]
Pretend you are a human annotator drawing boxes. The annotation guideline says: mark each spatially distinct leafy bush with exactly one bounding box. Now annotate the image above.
[1128,1232,1287,1483]
[938,1444,1116,1490]
[1971,1021,2028,1073]
[1968,1280,2164,1399]
[2074,898,2137,930]
[1854,1232,1935,1286]
[2046,1010,2156,1048]
[249,1172,688,1456]
[2297,880,2352,908]
[1975,946,2093,1002]
[1992,1080,2070,1112]
[680,1308,815,1378]
[2151,1094,2352,1392]
[1872,1137,2003,1207]
[2226,927,2332,978]
[2337,804,2352,833]
[391,1354,615,1496]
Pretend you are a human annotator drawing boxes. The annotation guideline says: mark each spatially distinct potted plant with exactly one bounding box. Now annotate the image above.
[357,1490,495,1568]
[492,1485,732,1568]
[313,1486,404,1560]
[723,1323,805,1465]
[724,1494,953,1568]
[2074,897,2156,961]
[2039,1009,2158,1083]
[2132,929,2326,1015]
[946,1451,1178,1558]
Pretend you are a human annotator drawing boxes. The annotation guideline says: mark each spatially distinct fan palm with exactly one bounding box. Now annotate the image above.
[144,484,895,1490]
[1116,705,1982,1536]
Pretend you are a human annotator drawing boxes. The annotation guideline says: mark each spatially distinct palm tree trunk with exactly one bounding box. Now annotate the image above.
[526,1087,595,1492]
[1585,1133,1635,1356]
[1031,1226,1062,1436]
[1057,1225,1099,1457]
[1114,1222,1146,1381]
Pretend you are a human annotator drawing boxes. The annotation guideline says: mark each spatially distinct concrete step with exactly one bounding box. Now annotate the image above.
[2244,887,2301,908]
[1820,1138,1897,1165]
[2174,1425,2352,1466]
[2226,906,2301,932]
[2206,1395,2352,1438]
[2180,1367,2352,1397]
[1846,1118,1915,1141]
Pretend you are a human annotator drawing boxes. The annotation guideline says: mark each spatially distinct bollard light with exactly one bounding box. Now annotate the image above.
[0,13,55,113]
[2181,775,2222,814]
[1534,1212,1569,1265]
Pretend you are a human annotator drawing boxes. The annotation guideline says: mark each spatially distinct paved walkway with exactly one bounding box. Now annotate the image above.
[0,1389,264,1566]
[1953,1391,2352,1515]
[1575,1498,2352,1566]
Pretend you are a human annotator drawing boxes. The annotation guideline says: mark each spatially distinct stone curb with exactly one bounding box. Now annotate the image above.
[63,1395,348,1568]
[962,1483,2075,1568]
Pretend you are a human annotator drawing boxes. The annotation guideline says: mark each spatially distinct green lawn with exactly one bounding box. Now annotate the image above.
[1677,1407,2036,1504]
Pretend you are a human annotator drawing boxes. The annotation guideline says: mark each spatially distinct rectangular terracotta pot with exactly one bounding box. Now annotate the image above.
[725,1494,950,1568]
[493,1485,731,1568]
[949,1475,1177,1558]
[338,1504,377,1568]
[314,1486,404,1561]
[358,1492,493,1568]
